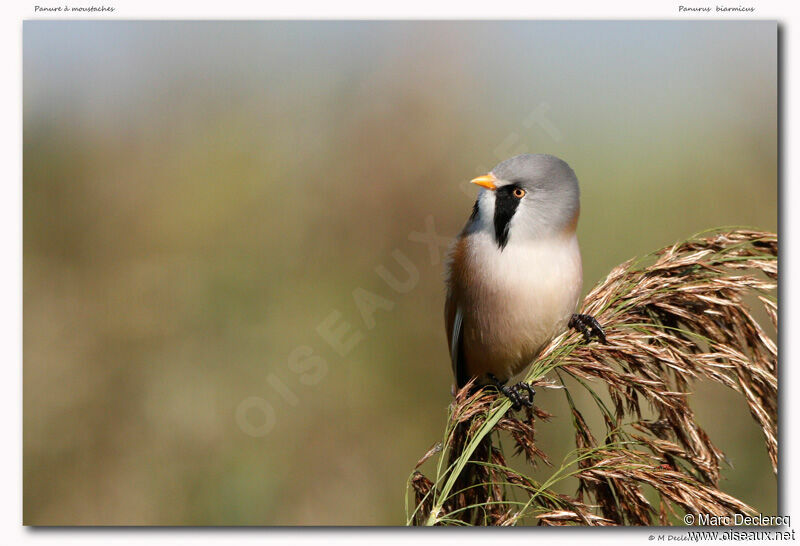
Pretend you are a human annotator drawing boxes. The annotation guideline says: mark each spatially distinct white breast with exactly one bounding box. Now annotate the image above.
[464,229,583,380]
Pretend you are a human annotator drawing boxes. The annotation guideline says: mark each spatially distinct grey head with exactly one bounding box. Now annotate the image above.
[468,154,581,248]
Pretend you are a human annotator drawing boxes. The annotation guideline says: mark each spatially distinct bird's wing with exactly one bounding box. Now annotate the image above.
[445,286,468,389]
[445,230,475,390]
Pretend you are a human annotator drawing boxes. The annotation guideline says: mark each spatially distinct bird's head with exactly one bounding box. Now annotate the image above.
[469,154,580,248]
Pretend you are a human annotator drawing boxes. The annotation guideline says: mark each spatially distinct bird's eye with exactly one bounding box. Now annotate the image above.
[512,188,526,199]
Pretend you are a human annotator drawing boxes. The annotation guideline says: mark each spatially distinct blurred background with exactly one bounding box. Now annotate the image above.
[23,21,777,525]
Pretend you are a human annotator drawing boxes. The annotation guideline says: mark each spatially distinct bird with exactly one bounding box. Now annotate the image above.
[444,154,605,409]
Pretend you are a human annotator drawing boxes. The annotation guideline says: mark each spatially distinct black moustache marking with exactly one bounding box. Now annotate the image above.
[493,185,523,249]
[468,199,480,222]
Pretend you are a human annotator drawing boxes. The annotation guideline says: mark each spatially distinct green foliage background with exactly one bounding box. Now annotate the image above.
[23,21,777,524]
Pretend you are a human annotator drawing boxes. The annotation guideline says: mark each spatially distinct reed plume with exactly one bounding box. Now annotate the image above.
[407,229,777,526]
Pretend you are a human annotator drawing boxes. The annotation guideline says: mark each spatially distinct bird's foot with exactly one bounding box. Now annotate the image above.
[569,313,607,344]
[488,374,535,410]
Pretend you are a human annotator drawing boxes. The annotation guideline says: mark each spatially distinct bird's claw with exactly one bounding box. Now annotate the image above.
[569,313,607,344]
[489,374,535,410]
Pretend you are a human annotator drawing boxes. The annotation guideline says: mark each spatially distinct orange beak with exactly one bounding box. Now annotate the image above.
[470,173,497,191]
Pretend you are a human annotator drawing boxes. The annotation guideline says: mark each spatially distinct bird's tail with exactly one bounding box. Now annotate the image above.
[445,421,505,525]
